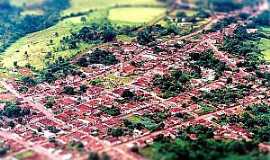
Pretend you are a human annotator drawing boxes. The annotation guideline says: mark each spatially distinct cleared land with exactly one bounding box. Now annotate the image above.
[62,0,163,16]
[108,7,166,24]
[261,38,270,60]
[10,0,44,7]
[259,27,270,60]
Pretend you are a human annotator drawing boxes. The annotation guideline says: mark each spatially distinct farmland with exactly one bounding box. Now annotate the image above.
[0,0,167,70]
[259,27,270,61]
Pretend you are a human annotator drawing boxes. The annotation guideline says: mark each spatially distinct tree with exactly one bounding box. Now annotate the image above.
[21,76,37,87]
[45,96,55,108]
[63,86,76,95]
[209,0,243,12]
[101,106,121,116]
[101,153,110,160]
[80,16,87,24]
[2,103,28,118]
[47,126,60,133]
[110,128,124,137]
[121,89,135,99]
[79,84,88,94]
[137,28,155,45]
[13,61,18,68]
[0,146,8,156]
[88,152,100,160]
[77,49,119,67]
[102,26,117,42]
[254,11,270,26]
[7,121,15,128]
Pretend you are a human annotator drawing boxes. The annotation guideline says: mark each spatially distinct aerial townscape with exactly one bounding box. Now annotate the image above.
[0,0,269,160]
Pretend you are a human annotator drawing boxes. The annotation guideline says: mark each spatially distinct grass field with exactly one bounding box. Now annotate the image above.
[62,0,163,16]
[260,38,270,61]
[15,150,35,160]
[10,0,45,16]
[10,0,44,7]
[108,7,166,24]
[259,27,270,61]
[0,10,107,70]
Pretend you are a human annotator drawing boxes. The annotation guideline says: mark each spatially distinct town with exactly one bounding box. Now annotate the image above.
[0,0,269,160]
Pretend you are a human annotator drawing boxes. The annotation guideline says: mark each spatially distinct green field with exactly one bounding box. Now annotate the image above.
[10,0,45,16]
[15,150,35,160]
[0,0,166,70]
[10,0,44,7]
[62,0,163,16]
[109,7,166,24]
[261,38,270,61]
[0,11,104,69]
[259,27,270,61]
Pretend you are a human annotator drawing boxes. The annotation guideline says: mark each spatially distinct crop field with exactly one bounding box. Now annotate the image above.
[259,27,270,61]
[261,38,270,61]
[62,0,163,16]
[10,0,44,7]
[108,7,166,24]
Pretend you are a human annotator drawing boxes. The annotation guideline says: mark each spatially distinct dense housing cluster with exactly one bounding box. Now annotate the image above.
[0,0,269,160]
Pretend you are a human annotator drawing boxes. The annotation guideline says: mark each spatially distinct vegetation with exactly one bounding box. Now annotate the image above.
[209,0,243,12]
[38,57,81,83]
[189,49,230,79]
[1,0,167,70]
[64,0,163,17]
[63,86,76,95]
[77,48,119,67]
[0,144,9,156]
[137,24,180,45]
[139,124,268,160]
[108,7,166,24]
[0,102,30,118]
[67,140,85,152]
[0,0,69,52]
[44,96,55,108]
[88,151,110,160]
[209,17,237,32]
[20,76,37,87]
[61,21,117,49]
[256,71,270,86]
[153,70,201,98]
[215,103,270,143]
[253,11,270,27]
[199,85,251,105]
[100,106,121,116]
[125,110,169,132]
[222,26,265,69]
[107,127,125,137]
